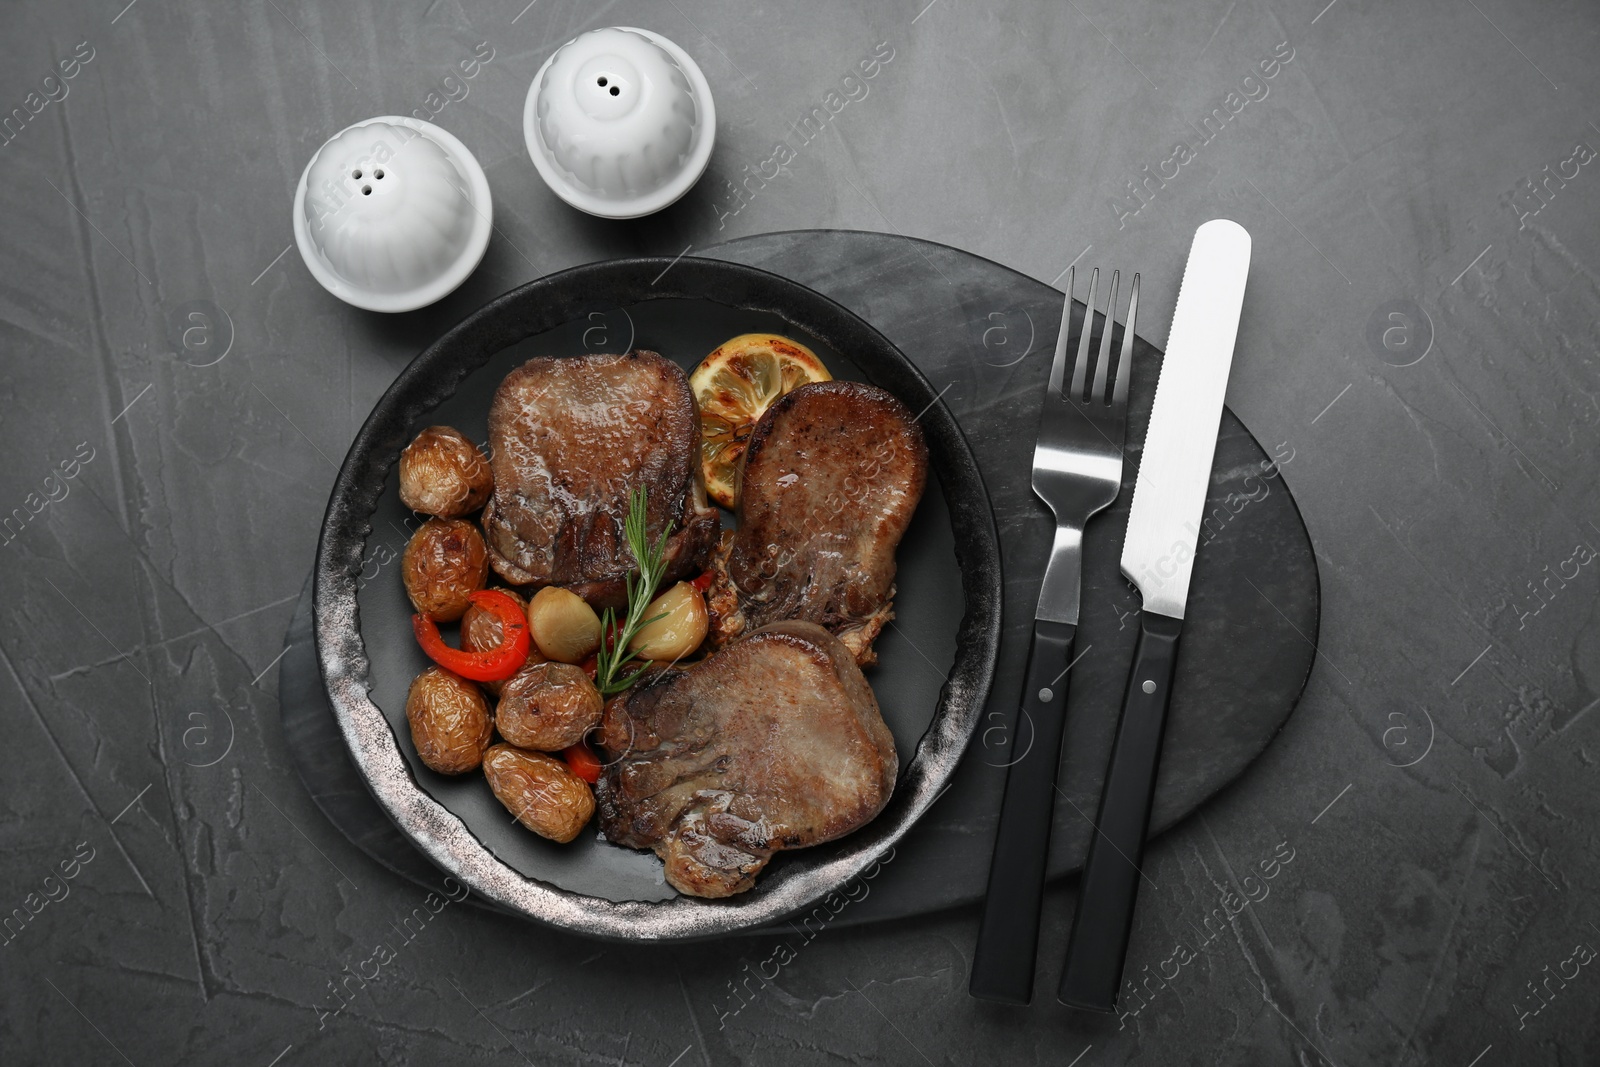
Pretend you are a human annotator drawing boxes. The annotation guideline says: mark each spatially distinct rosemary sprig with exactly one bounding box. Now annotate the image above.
[594,487,673,695]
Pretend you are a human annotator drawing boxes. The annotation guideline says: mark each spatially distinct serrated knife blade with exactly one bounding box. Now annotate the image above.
[1119,218,1252,618]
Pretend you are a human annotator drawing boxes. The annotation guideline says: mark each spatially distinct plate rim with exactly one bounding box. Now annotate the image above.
[313,254,1003,940]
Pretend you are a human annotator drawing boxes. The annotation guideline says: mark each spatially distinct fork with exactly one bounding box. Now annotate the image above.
[969,266,1139,1005]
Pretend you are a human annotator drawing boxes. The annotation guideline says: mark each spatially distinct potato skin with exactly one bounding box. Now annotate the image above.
[403,517,488,622]
[406,667,493,774]
[461,588,533,695]
[399,426,492,518]
[482,744,595,843]
[495,661,603,751]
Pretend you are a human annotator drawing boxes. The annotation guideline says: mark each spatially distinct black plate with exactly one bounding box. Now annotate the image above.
[314,257,1003,940]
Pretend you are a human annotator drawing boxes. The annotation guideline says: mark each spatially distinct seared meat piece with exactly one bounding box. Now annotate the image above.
[595,621,898,898]
[481,351,719,606]
[706,381,928,664]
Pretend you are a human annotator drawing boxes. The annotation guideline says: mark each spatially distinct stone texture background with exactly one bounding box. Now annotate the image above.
[1,1,1597,1064]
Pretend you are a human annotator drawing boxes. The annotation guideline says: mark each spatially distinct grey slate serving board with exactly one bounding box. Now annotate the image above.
[279,228,1318,930]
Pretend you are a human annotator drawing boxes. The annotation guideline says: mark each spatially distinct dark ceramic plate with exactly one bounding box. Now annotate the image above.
[314,257,1002,940]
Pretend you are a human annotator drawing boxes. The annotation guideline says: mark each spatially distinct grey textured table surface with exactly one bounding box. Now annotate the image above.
[2,2,1596,1065]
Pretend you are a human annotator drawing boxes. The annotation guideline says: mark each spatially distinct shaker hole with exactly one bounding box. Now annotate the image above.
[374,168,384,179]
[609,85,620,96]
[352,169,362,179]
[362,185,372,195]
[597,76,608,86]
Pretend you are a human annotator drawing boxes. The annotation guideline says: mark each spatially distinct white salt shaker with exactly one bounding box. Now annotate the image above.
[524,26,716,219]
[292,116,492,312]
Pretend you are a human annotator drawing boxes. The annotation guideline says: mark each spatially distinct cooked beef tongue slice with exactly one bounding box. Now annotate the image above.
[481,350,718,606]
[712,380,929,663]
[595,620,898,899]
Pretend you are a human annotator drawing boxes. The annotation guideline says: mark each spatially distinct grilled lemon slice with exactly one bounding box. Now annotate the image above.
[690,333,831,508]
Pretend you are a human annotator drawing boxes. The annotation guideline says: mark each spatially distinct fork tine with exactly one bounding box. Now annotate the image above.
[1091,270,1120,403]
[1047,267,1073,398]
[1070,268,1098,401]
[1111,272,1139,406]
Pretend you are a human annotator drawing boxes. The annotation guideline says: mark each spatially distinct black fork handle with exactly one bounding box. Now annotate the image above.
[969,619,1076,1004]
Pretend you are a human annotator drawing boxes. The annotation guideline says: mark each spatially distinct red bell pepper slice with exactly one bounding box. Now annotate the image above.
[411,589,530,682]
[563,741,602,784]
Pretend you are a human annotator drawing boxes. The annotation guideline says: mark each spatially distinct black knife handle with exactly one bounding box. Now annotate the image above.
[1057,610,1183,1011]
[969,619,1076,1004]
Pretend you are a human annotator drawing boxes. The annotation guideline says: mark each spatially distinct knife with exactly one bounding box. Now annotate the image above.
[1057,219,1252,1011]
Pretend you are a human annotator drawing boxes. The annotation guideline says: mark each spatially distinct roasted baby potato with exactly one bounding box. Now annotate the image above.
[495,661,603,751]
[403,517,488,622]
[527,586,602,663]
[406,666,493,774]
[482,744,595,843]
[461,588,533,695]
[628,581,709,662]
[399,426,492,518]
